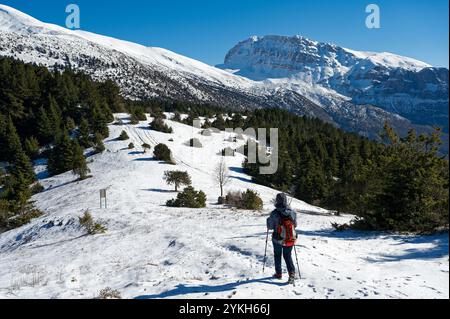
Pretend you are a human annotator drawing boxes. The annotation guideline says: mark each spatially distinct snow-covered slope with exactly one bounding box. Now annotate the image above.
[220,35,449,133]
[0,115,448,299]
[0,4,445,144]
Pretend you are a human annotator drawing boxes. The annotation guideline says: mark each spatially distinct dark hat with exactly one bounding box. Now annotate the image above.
[275,193,288,209]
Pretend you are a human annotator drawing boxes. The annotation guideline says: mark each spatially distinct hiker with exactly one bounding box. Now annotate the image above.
[266,193,297,282]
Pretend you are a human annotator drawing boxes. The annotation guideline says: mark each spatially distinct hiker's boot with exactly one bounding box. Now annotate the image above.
[273,273,282,280]
[288,273,296,284]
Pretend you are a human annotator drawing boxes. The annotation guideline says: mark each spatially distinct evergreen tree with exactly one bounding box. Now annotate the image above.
[36,106,54,144]
[352,125,449,232]
[163,171,192,192]
[154,143,173,163]
[78,118,91,148]
[93,133,106,154]
[48,130,74,176]
[24,136,40,159]
[72,141,90,180]
[3,117,35,184]
[3,171,31,208]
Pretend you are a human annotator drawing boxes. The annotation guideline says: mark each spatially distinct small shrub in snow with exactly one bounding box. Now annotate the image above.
[30,183,45,195]
[150,117,173,133]
[1,204,43,230]
[128,143,135,150]
[166,186,206,208]
[225,190,263,210]
[98,287,122,299]
[172,112,182,122]
[241,190,264,210]
[141,143,151,153]
[129,114,139,125]
[153,143,174,164]
[79,211,106,235]
[224,191,242,208]
[93,133,106,154]
[118,130,129,141]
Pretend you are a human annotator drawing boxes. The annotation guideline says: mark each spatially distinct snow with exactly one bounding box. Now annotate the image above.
[0,115,448,299]
[0,4,254,90]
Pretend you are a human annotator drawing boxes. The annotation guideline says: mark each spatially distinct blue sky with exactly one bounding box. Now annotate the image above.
[2,0,449,67]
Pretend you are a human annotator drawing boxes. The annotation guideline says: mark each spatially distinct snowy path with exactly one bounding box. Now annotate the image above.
[0,114,447,299]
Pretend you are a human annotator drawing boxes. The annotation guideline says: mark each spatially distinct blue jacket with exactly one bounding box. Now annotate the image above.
[267,193,297,242]
[267,208,297,231]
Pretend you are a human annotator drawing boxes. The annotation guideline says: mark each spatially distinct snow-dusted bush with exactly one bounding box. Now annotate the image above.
[141,143,151,153]
[79,211,106,235]
[225,190,263,210]
[128,143,135,149]
[30,183,44,195]
[1,204,43,231]
[166,186,206,208]
[118,130,129,141]
[93,133,106,154]
[154,143,174,164]
[150,117,173,134]
[164,170,192,192]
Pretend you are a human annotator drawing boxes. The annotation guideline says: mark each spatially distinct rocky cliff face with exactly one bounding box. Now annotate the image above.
[221,35,449,132]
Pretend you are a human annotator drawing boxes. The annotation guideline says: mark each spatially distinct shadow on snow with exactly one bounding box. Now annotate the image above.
[298,229,449,262]
[134,277,288,299]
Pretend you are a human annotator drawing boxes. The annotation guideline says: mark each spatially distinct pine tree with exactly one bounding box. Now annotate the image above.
[91,103,109,138]
[36,106,54,144]
[24,136,40,159]
[93,133,105,154]
[66,117,76,132]
[163,171,192,192]
[72,141,90,180]
[3,117,35,184]
[353,125,449,232]
[3,171,32,208]
[78,118,91,148]
[48,130,74,176]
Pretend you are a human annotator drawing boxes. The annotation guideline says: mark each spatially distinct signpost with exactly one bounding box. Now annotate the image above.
[100,189,107,209]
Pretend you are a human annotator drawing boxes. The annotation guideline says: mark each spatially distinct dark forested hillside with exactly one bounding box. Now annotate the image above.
[0,56,448,233]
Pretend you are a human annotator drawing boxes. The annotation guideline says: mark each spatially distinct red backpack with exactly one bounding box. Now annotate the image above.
[276,217,297,247]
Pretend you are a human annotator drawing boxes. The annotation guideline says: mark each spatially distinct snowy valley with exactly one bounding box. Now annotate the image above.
[0,115,447,299]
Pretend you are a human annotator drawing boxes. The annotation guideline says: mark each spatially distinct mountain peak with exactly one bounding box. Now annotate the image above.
[222,34,432,81]
[0,4,68,35]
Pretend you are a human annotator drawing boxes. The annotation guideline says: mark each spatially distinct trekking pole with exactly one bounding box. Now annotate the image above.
[262,229,269,273]
[293,245,302,279]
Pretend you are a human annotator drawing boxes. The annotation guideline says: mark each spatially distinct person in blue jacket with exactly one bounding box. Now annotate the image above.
[267,193,297,281]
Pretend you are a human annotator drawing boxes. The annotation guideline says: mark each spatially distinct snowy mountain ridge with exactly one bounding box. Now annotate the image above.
[219,35,449,133]
[0,4,448,145]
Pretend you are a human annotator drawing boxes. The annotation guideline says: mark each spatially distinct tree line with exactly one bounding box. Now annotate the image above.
[0,56,448,233]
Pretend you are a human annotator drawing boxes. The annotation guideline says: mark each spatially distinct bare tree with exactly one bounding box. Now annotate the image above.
[215,158,231,198]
